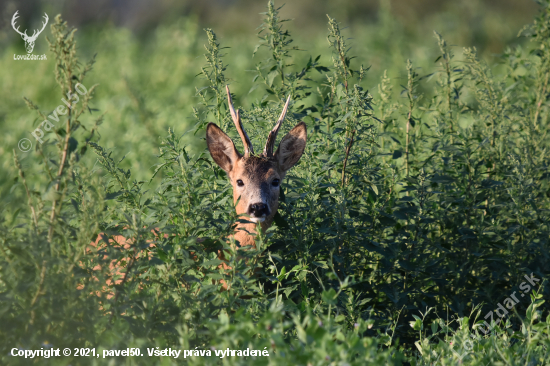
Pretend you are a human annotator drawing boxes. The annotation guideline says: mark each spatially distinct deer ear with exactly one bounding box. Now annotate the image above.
[274,122,307,172]
[206,123,242,173]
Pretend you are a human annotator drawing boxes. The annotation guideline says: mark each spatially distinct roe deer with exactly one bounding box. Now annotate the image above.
[85,86,305,295]
[206,86,307,285]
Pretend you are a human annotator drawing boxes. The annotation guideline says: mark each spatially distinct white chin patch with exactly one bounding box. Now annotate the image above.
[249,217,266,223]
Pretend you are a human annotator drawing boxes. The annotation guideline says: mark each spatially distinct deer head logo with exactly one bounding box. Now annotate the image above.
[11,11,49,54]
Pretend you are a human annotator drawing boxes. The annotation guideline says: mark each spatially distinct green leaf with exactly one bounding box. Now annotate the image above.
[371,184,379,195]
[414,340,423,355]
[431,320,438,334]
[267,70,279,87]
[321,288,338,305]
[105,191,124,200]
[156,249,169,263]
[277,266,287,281]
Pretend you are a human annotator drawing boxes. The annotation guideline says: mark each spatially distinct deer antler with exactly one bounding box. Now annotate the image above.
[11,11,27,37]
[29,13,48,40]
[226,85,254,157]
[263,95,291,158]
[11,11,48,41]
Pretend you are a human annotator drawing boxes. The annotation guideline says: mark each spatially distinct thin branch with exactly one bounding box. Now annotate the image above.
[48,78,73,242]
[341,128,356,186]
[108,247,137,325]
[13,150,39,229]
[29,261,47,325]
[533,70,549,132]
[405,109,411,180]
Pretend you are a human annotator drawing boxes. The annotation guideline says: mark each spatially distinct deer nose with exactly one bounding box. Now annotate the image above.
[249,203,269,217]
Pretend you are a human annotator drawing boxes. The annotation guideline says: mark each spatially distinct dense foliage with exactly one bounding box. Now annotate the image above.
[1,1,550,365]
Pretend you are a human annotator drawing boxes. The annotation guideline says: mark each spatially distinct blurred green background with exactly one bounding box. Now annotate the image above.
[0,0,540,207]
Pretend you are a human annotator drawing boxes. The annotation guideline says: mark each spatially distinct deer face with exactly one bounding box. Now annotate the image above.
[22,36,36,53]
[206,87,307,227]
[229,157,281,223]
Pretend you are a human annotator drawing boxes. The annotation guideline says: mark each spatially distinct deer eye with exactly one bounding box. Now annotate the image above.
[272,179,280,187]
[236,179,244,187]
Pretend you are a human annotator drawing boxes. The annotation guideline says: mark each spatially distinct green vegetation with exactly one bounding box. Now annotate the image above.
[1,1,550,365]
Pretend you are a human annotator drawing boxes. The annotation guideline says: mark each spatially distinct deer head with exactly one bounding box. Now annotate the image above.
[206,86,307,247]
[12,11,49,54]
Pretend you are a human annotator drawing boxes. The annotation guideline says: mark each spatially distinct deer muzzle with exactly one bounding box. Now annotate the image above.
[248,202,270,222]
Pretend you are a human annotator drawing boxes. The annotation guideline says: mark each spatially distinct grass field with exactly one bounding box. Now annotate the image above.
[1,1,549,365]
